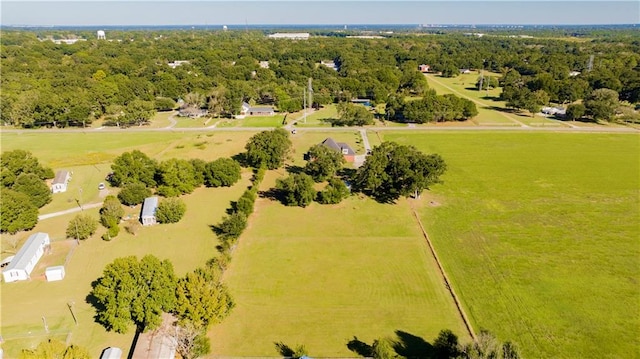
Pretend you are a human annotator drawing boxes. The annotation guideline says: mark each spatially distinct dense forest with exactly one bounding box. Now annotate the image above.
[1,29,638,127]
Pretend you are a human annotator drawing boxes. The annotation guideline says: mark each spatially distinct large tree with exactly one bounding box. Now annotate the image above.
[12,172,52,208]
[304,144,345,182]
[156,158,198,196]
[117,182,152,206]
[110,150,157,187]
[90,255,177,333]
[1,149,54,187]
[276,173,316,207]
[0,188,38,233]
[203,158,242,187]
[100,195,124,228]
[19,339,91,359]
[355,142,447,202]
[317,178,350,204]
[244,128,292,169]
[584,88,619,121]
[66,213,98,241]
[156,197,187,224]
[174,265,234,329]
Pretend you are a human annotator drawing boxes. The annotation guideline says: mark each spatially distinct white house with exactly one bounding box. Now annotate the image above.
[51,170,71,193]
[2,232,50,283]
[45,265,65,282]
[140,196,159,226]
[237,102,275,118]
[267,32,310,40]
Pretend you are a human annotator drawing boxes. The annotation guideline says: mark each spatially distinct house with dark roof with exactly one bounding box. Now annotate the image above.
[51,170,71,193]
[2,232,50,283]
[238,102,275,118]
[140,196,159,226]
[178,105,208,118]
[321,138,356,162]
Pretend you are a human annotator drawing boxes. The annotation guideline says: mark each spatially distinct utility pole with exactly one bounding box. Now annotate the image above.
[68,301,78,325]
[42,316,49,333]
[303,87,306,124]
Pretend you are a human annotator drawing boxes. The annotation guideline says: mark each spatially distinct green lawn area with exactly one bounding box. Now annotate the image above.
[424,73,571,128]
[382,131,640,358]
[216,115,285,128]
[295,104,337,127]
[209,172,470,356]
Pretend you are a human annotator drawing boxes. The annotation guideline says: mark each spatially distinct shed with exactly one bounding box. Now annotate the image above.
[100,347,122,359]
[2,232,50,283]
[51,170,71,193]
[140,196,159,226]
[45,265,65,282]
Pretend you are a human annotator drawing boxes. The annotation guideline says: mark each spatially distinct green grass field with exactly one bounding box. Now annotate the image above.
[382,131,640,358]
[209,171,470,356]
[295,104,337,127]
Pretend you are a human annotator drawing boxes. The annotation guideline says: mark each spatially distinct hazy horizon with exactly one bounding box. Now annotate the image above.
[2,1,638,27]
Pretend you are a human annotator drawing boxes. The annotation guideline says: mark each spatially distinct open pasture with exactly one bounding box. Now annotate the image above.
[209,172,470,356]
[383,131,640,358]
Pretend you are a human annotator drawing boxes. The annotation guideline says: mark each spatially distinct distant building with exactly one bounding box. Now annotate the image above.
[238,102,275,118]
[2,232,50,283]
[321,138,356,163]
[178,105,208,118]
[569,71,581,77]
[351,99,372,107]
[168,60,190,69]
[419,64,431,73]
[51,170,71,193]
[100,347,123,359]
[45,265,65,282]
[259,61,270,69]
[97,30,106,40]
[140,196,159,226]
[542,106,566,117]
[321,60,339,71]
[459,69,472,74]
[267,32,310,40]
[51,38,86,45]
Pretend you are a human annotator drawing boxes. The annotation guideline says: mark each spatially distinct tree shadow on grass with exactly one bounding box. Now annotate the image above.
[347,330,434,358]
[85,278,111,331]
[231,152,250,168]
[259,187,287,205]
[285,164,305,175]
[274,342,295,356]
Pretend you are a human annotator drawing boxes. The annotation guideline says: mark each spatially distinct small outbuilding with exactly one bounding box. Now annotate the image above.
[2,232,50,283]
[140,196,159,226]
[51,170,71,193]
[100,347,122,359]
[45,265,66,282]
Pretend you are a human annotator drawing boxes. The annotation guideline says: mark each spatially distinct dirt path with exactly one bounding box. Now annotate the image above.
[426,74,529,127]
[38,202,103,220]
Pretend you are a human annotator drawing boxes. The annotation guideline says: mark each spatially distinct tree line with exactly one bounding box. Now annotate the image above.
[3,29,635,127]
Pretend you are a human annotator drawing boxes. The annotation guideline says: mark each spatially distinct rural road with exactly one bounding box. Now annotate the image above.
[38,202,103,220]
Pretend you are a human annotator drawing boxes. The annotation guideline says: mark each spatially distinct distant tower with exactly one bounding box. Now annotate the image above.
[587,54,594,72]
[97,30,106,40]
[223,25,228,31]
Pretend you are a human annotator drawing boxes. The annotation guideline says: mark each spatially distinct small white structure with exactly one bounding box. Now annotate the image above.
[51,170,71,193]
[167,60,190,69]
[267,32,310,40]
[45,265,65,282]
[97,30,106,40]
[2,232,50,283]
[140,196,159,226]
[100,347,122,359]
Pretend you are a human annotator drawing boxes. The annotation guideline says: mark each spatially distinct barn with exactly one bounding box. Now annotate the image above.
[2,232,50,283]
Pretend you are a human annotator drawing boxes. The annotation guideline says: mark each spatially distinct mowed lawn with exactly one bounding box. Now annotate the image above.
[383,131,640,358]
[210,181,470,356]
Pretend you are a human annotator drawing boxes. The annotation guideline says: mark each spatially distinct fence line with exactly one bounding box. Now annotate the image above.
[411,208,477,340]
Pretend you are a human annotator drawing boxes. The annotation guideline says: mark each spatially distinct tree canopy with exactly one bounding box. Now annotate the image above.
[110,150,157,187]
[304,144,345,182]
[90,255,177,333]
[66,213,98,241]
[204,158,242,187]
[0,188,38,234]
[12,172,52,208]
[355,142,447,202]
[1,149,54,187]
[156,197,187,224]
[244,128,292,169]
[276,173,316,207]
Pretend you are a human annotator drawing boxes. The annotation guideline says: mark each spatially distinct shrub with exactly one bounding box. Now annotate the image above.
[156,197,187,224]
[118,182,152,206]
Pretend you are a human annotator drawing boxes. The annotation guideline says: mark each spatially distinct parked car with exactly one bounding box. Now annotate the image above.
[98,183,106,190]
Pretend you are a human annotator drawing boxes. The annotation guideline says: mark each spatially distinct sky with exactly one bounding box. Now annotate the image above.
[1,1,638,26]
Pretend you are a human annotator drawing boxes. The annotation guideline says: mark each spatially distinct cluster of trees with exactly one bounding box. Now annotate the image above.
[5,28,635,128]
[386,91,478,123]
[244,128,292,169]
[325,102,375,127]
[0,150,54,233]
[89,254,233,358]
[19,339,90,359]
[354,142,447,202]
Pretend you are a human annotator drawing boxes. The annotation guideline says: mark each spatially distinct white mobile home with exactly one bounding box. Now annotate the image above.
[140,196,159,226]
[2,232,50,283]
[51,170,71,193]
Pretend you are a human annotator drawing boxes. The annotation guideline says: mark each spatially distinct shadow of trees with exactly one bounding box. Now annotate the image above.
[347,330,455,359]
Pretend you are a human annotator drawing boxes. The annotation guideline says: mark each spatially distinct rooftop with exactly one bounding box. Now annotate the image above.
[5,232,50,271]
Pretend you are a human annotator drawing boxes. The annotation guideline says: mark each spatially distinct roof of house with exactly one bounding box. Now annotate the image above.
[5,232,50,271]
[242,102,274,113]
[321,138,355,155]
[52,170,69,185]
[141,196,159,218]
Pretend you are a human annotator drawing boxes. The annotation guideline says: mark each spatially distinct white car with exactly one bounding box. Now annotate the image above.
[98,183,106,190]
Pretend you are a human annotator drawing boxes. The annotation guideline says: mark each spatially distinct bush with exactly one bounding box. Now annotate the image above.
[100,195,124,228]
[204,158,242,187]
[102,224,119,241]
[216,212,247,242]
[124,220,141,236]
[118,182,152,206]
[317,178,350,204]
[66,214,98,241]
[235,190,257,216]
[156,197,187,224]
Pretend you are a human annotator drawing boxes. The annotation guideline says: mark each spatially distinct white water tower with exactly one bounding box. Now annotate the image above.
[97,30,106,40]
[223,25,228,31]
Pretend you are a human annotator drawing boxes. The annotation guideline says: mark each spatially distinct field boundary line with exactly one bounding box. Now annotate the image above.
[410,207,476,340]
